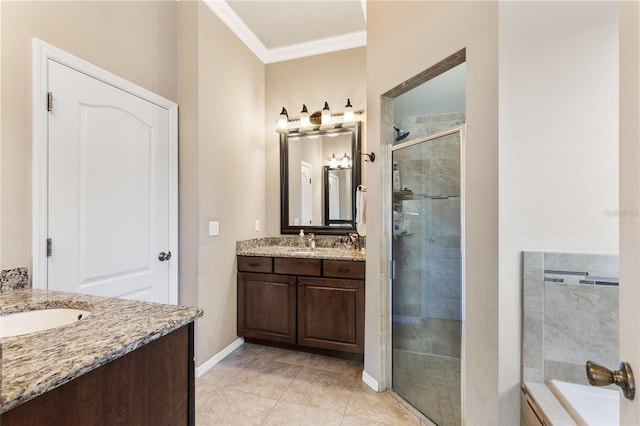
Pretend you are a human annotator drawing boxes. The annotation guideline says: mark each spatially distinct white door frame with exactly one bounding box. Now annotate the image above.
[31,38,179,304]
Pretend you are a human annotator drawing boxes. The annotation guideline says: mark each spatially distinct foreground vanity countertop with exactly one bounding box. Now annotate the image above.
[0,289,203,413]
[237,245,366,261]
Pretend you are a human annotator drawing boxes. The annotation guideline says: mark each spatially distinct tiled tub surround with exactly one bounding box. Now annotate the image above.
[0,267,29,292]
[0,288,202,413]
[237,237,365,261]
[522,251,619,385]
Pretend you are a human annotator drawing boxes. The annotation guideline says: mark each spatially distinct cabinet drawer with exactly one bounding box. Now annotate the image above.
[274,257,321,276]
[323,260,365,279]
[238,256,273,273]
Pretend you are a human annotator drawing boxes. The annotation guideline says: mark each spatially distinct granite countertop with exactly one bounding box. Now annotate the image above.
[238,245,366,261]
[0,289,203,413]
[237,236,366,262]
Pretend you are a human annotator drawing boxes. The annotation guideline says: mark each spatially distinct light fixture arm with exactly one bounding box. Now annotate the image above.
[360,152,376,163]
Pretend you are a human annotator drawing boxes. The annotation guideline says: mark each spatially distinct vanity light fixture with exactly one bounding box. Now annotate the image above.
[330,154,338,169]
[276,107,289,134]
[342,99,355,128]
[275,99,363,133]
[299,105,313,133]
[319,102,334,130]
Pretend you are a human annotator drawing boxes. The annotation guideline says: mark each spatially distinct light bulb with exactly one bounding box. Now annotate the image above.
[341,153,349,168]
[343,99,355,128]
[320,101,333,130]
[276,107,289,134]
[299,104,312,132]
[330,154,338,169]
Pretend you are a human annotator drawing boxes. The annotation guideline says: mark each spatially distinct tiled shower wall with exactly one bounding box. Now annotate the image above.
[522,251,619,385]
[394,112,465,142]
[392,112,464,322]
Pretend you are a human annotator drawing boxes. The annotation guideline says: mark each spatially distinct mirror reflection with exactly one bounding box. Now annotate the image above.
[324,167,352,224]
[280,123,360,234]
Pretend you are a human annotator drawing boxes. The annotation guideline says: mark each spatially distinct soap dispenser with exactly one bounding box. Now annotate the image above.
[298,229,305,247]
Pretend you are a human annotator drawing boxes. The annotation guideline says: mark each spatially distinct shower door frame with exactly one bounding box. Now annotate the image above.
[386,124,467,425]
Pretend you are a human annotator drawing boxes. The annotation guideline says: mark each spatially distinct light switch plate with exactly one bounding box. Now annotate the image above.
[209,221,219,236]
[255,219,260,232]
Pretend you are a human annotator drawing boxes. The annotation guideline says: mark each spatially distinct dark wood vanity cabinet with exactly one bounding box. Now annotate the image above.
[237,256,365,355]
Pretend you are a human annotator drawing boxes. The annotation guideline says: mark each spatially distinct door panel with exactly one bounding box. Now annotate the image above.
[48,59,170,303]
[391,128,463,426]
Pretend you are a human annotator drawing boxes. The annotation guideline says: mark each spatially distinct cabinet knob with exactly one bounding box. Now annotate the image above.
[249,262,260,267]
[338,267,350,273]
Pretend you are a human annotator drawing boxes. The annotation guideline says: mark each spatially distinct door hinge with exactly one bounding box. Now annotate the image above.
[47,92,53,112]
[46,238,52,257]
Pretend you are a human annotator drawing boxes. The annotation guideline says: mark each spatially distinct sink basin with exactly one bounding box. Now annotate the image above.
[0,308,92,338]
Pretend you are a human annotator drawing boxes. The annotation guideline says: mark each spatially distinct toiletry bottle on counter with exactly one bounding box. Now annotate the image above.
[298,229,305,247]
[393,163,401,192]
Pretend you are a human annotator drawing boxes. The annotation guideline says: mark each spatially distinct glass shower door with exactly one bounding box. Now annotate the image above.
[391,127,463,426]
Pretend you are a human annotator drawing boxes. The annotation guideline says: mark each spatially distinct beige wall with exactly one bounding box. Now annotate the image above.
[499,2,619,423]
[367,2,499,424]
[0,0,178,269]
[619,0,640,423]
[265,48,367,235]
[192,2,266,364]
[0,0,267,367]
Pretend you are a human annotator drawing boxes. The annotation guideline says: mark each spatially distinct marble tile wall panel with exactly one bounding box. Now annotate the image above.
[521,251,619,386]
[395,112,465,143]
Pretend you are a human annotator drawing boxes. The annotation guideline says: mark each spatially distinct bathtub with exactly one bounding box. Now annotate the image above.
[548,380,619,426]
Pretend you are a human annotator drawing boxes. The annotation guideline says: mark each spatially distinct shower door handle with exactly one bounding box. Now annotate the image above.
[390,260,396,280]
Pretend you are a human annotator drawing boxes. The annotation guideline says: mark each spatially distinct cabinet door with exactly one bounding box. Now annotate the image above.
[237,273,296,344]
[297,277,365,354]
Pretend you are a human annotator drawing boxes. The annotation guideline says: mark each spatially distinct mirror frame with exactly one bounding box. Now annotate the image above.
[280,121,361,234]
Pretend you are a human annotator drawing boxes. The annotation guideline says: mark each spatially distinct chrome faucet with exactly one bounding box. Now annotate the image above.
[308,233,316,250]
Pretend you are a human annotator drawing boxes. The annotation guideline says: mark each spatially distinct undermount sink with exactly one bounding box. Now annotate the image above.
[0,307,92,338]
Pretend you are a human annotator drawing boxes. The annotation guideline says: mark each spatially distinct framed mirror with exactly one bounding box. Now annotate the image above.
[280,122,361,234]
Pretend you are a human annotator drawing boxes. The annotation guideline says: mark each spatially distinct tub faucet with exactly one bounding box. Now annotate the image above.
[308,233,316,250]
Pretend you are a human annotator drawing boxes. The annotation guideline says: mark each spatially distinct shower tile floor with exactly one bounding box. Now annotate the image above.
[391,318,461,426]
[196,343,427,425]
[392,350,461,426]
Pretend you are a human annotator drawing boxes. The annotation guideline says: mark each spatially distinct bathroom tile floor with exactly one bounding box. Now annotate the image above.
[196,343,427,425]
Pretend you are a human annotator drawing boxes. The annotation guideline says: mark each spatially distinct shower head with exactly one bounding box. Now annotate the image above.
[394,125,410,141]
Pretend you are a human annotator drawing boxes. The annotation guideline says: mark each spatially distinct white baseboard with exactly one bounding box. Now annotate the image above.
[195,337,244,378]
[362,370,380,391]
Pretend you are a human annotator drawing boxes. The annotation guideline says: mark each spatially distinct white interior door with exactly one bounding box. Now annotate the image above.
[46,59,172,303]
[301,161,313,226]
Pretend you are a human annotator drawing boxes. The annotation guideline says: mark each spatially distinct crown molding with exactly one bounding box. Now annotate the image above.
[203,0,269,62]
[265,31,366,64]
[204,1,366,64]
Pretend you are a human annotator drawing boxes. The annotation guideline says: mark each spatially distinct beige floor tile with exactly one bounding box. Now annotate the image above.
[227,357,302,399]
[341,415,387,425]
[262,400,344,426]
[280,367,358,414]
[345,385,421,426]
[195,388,278,425]
[305,353,363,377]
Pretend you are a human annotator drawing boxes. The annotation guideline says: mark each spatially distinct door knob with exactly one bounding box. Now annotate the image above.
[586,360,635,400]
[158,251,172,261]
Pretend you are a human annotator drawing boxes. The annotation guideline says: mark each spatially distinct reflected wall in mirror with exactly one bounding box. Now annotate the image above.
[281,122,361,234]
